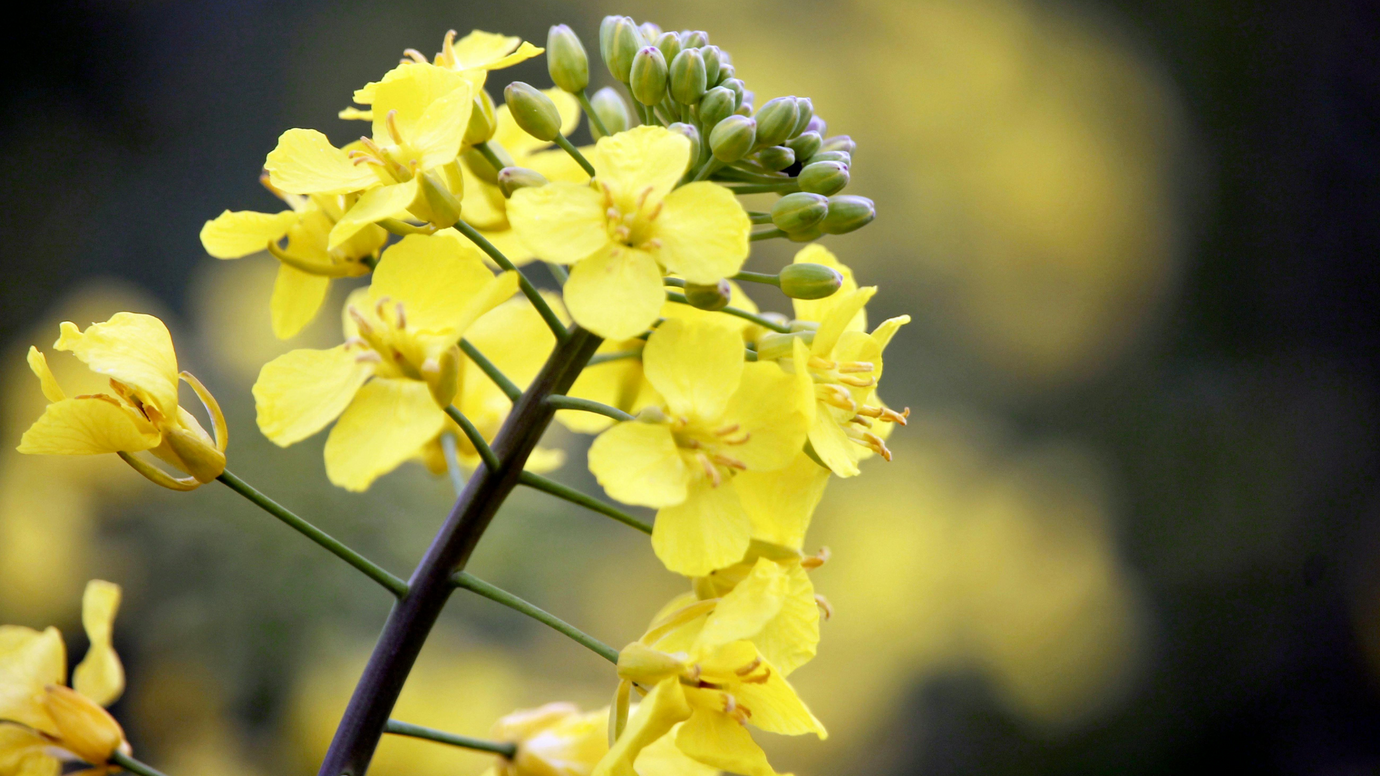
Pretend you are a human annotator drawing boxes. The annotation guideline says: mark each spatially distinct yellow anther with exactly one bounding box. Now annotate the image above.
[698,453,721,487]
[711,454,747,471]
[394,301,406,330]
[734,657,762,676]
[837,361,875,373]
[441,29,458,66]
[838,374,877,388]
[385,110,404,145]
[858,404,910,425]
[683,663,702,682]
[808,356,837,371]
[373,296,392,322]
[814,594,834,620]
[402,48,428,63]
[713,423,741,436]
[854,431,892,461]
[354,351,382,364]
[800,546,831,569]
[815,384,856,412]
[739,666,771,685]
[850,415,874,428]
[347,306,373,335]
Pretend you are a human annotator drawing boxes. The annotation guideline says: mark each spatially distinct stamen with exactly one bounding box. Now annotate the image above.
[646,201,664,221]
[850,415,874,428]
[420,357,439,377]
[645,238,662,249]
[837,361,875,373]
[348,306,374,335]
[697,453,721,487]
[808,356,838,371]
[373,296,392,323]
[800,546,831,569]
[857,405,910,425]
[849,431,892,461]
[739,666,771,685]
[711,454,747,471]
[343,336,369,350]
[355,351,382,364]
[814,594,834,620]
[402,48,428,63]
[838,375,877,388]
[713,424,741,436]
[395,302,406,329]
[734,658,762,676]
[683,664,702,682]
[635,186,653,211]
[386,110,404,145]
[442,29,458,66]
[815,384,857,412]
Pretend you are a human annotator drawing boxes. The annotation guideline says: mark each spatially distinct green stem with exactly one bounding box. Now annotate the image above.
[518,471,652,535]
[216,470,408,598]
[732,270,781,286]
[444,406,499,472]
[452,571,619,664]
[750,228,788,241]
[460,339,522,401]
[724,182,799,194]
[587,349,642,366]
[716,168,792,185]
[692,158,724,182]
[384,719,516,758]
[378,218,439,237]
[553,134,597,177]
[111,750,169,776]
[451,221,568,341]
[577,91,611,138]
[440,432,466,496]
[749,212,773,225]
[475,142,506,173]
[547,262,570,285]
[546,395,635,422]
[664,291,792,333]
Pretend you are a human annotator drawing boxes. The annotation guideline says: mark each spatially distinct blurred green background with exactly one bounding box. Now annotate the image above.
[2,1,1378,774]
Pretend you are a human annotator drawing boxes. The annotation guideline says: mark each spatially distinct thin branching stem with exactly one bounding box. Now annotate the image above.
[443,406,499,471]
[475,142,507,173]
[383,720,516,758]
[452,571,619,664]
[587,349,642,366]
[553,134,596,177]
[664,291,792,333]
[732,270,781,286]
[451,221,568,340]
[518,471,653,534]
[546,395,635,422]
[577,91,611,137]
[460,339,522,401]
[440,432,466,496]
[750,228,788,241]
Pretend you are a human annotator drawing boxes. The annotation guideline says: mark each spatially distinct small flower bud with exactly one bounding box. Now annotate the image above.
[497,166,548,197]
[669,48,707,105]
[603,17,643,83]
[504,82,563,142]
[722,78,745,108]
[787,225,825,242]
[808,150,851,165]
[589,87,631,139]
[780,262,844,300]
[667,123,700,168]
[697,86,735,130]
[654,31,682,61]
[798,160,850,196]
[684,279,731,311]
[630,47,668,106]
[771,192,830,233]
[804,115,827,136]
[756,331,814,361]
[681,30,709,48]
[792,97,815,137]
[785,130,822,162]
[820,134,855,155]
[740,89,756,113]
[753,96,799,148]
[756,145,796,171]
[418,170,462,228]
[701,45,724,85]
[546,25,589,94]
[709,114,756,163]
[717,62,736,84]
[462,142,514,185]
[599,16,620,56]
[820,195,876,234]
[639,21,662,41]
[463,89,497,146]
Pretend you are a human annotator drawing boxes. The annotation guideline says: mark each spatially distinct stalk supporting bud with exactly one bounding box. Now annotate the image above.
[463,142,514,185]
[497,166,548,198]
[463,89,498,146]
[684,279,732,311]
[754,96,799,148]
[709,115,756,163]
[654,31,682,62]
[820,195,876,234]
[792,97,815,137]
[547,24,590,93]
[667,123,701,169]
[820,134,856,155]
[630,46,669,106]
[697,86,736,131]
[798,160,850,196]
[701,45,724,85]
[785,130,822,162]
[755,330,815,361]
[603,17,643,83]
[669,48,707,105]
[771,192,830,234]
[590,87,632,139]
[780,263,845,300]
[756,145,796,171]
[504,82,564,142]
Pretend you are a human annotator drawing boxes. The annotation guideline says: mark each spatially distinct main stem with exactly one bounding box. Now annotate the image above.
[316,326,602,776]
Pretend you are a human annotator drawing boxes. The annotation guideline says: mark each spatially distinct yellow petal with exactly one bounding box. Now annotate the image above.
[265,128,379,195]
[642,319,743,421]
[271,263,331,340]
[370,232,516,337]
[719,362,811,471]
[323,378,448,491]
[870,314,911,351]
[199,210,299,259]
[653,478,751,576]
[592,679,691,776]
[674,709,781,776]
[369,62,467,142]
[525,146,591,183]
[749,562,819,677]
[474,225,536,266]
[807,410,860,478]
[0,625,66,733]
[562,346,650,434]
[18,397,160,456]
[449,31,540,71]
[253,345,374,446]
[735,453,831,550]
[790,244,860,326]
[635,722,719,776]
[0,724,57,776]
[458,160,509,231]
[654,183,751,284]
[592,126,689,208]
[72,580,123,707]
[565,246,665,340]
[26,347,65,402]
[811,287,876,358]
[413,84,474,169]
[588,421,689,508]
[55,313,180,417]
[327,180,419,250]
[695,558,787,650]
[507,182,609,264]
[728,660,826,738]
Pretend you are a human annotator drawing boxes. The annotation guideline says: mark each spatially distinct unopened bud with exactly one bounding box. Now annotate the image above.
[756,145,795,171]
[756,331,814,361]
[418,170,462,228]
[754,97,798,148]
[770,192,829,233]
[701,45,723,85]
[709,115,756,163]
[589,87,631,139]
[463,89,497,146]
[717,62,736,84]
[722,78,745,108]
[667,123,700,168]
[785,130,822,161]
[697,86,735,130]
[681,30,709,48]
[497,167,548,198]
[546,25,589,94]
[787,225,825,242]
[820,134,855,155]
[804,116,827,136]
[43,685,126,765]
[639,22,662,41]
[654,31,682,62]
[669,48,707,105]
[684,279,731,311]
[820,195,876,234]
[504,82,562,142]
[599,16,620,58]
[462,142,514,185]
[792,97,815,137]
[603,17,643,83]
[636,406,668,424]
[780,262,844,300]
[808,150,851,165]
[630,47,668,106]
[798,160,850,196]
[738,89,756,114]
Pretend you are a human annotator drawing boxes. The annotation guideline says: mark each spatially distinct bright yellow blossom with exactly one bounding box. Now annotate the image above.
[485,702,714,776]
[0,580,129,775]
[344,30,544,111]
[18,313,228,491]
[253,232,517,491]
[587,320,811,576]
[507,126,751,339]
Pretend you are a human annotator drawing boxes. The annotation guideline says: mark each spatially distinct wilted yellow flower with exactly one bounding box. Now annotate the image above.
[486,702,714,776]
[508,126,751,339]
[18,313,228,491]
[253,232,517,491]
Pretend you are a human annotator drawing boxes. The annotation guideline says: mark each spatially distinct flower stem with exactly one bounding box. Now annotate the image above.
[577,91,611,138]
[750,228,788,241]
[383,719,516,758]
[587,349,642,366]
[216,470,408,598]
[553,134,597,177]
[451,571,619,664]
[547,262,570,285]
[460,339,521,401]
[475,142,507,174]
[664,291,792,333]
[732,270,781,287]
[110,749,170,776]
[440,432,466,496]
[444,405,499,472]
[518,471,652,535]
[546,395,635,422]
[724,182,799,194]
[451,221,568,341]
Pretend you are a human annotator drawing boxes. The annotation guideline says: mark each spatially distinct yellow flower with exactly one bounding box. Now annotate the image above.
[485,702,713,776]
[265,62,473,249]
[587,320,811,576]
[253,232,517,491]
[200,177,388,339]
[344,30,544,111]
[0,580,130,774]
[17,313,228,491]
[508,126,751,339]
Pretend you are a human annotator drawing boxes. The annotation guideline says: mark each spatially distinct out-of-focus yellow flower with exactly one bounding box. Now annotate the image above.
[587,320,811,576]
[0,580,129,773]
[253,232,516,491]
[508,127,750,339]
[18,313,228,491]
[485,702,716,776]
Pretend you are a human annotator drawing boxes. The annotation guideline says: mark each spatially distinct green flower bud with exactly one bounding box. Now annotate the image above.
[740,89,756,112]
[589,87,631,139]
[497,166,548,198]
[546,25,589,94]
[798,160,850,196]
[639,22,662,41]
[754,97,799,149]
[667,122,700,167]
[779,262,844,300]
[630,46,668,106]
[820,134,855,154]
[756,145,795,171]
[684,280,732,311]
[599,16,620,59]
[717,62,735,84]
[770,192,829,233]
[462,142,514,185]
[722,78,745,108]
[755,331,814,361]
[784,130,822,161]
[654,31,681,62]
[820,195,875,234]
[791,97,815,137]
[697,87,735,130]
[603,17,643,83]
[504,82,563,141]
[709,115,756,163]
[681,30,709,48]
[700,45,723,85]
[804,116,827,136]
[808,150,851,165]
[669,48,707,105]
[787,225,825,242]
[463,88,498,146]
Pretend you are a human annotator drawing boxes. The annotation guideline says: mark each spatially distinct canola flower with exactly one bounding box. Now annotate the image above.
[12,16,904,776]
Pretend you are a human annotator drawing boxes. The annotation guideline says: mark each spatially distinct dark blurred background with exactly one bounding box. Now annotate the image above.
[1,1,1378,775]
